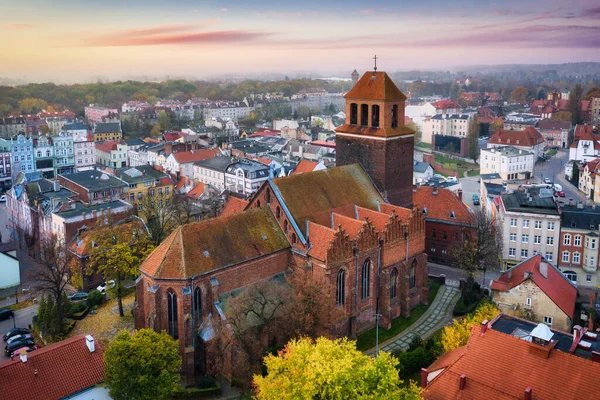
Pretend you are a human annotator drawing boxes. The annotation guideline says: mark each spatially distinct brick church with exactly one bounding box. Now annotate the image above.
[134,70,429,377]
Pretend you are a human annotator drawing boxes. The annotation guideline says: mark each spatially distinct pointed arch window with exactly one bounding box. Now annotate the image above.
[276,206,281,219]
[256,200,261,208]
[336,270,345,306]
[392,105,399,128]
[371,105,380,128]
[284,220,289,232]
[360,104,369,126]
[409,260,417,289]
[390,268,398,299]
[266,188,271,203]
[362,259,371,299]
[350,103,358,125]
[167,290,178,339]
[193,287,201,322]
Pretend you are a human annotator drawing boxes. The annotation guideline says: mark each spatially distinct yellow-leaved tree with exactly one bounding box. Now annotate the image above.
[440,302,500,352]
[253,337,422,400]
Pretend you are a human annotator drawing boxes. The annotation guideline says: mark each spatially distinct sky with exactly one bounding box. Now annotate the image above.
[1,0,600,82]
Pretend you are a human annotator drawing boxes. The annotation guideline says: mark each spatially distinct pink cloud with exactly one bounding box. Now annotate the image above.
[360,10,375,15]
[87,30,271,47]
[7,23,35,30]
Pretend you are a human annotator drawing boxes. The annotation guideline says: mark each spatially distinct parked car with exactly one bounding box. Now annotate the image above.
[7,334,33,346]
[537,157,547,162]
[0,195,6,202]
[543,178,553,184]
[556,191,566,197]
[472,194,480,205]
[446,176,458,183]
[96,280,116,293]
[68,292,88,302]
[553,183,563,192]
[0,309,14,321]
[5,338,35,356]
[10,345,40,358]
[433,174,445,180]
[3,328,29,342]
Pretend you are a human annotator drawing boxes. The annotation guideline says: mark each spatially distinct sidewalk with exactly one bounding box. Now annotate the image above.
[428,262,502,289]
[366,284,460,355]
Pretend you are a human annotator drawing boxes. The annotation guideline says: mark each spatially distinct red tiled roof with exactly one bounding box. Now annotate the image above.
[143,137,160,144]
[490,254,577,318]
[433,100,460,110]
[309,140,336,148]
[536,119,571,131]
[172,149,221,164]
[344,71,407,101]
[424,324,600,399]
[581,100,591,111]
[186,183,205,200]
[427,346,466,372]
[307,221,336,261]
[221,196,249,216]
[379,203,414,222]
[331,212,365,238]
[488,127,544,147]
[574,124,598,141]
[163,132,182,141]
[0,335,104,400]
[248,129,279,138]
[356,206,392,232]
[292,159,320,175]
[412,187,475,225]
[95,140,119,153]
[174,176,186,191]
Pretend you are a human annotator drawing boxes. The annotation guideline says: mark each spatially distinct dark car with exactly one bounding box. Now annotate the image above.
[68,292,88,301]
[3,328,29,342]
[6,334,33,346]
[10,345,40,358]
[0,309,14,321]
[472,194,480,206]
[5,338,35,356]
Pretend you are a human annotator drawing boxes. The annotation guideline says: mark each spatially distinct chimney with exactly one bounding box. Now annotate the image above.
[592,351,600,363]
[524,387,533,400]
[19,349,28,363]
[53,181,61,192]
[539,261,548,279]
[421,368,428,388]
[459,374,467,391]
[457,189,463,201]
[86,335,95,353]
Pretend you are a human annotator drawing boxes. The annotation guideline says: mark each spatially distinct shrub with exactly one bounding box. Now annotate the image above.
[70,306,90,320]
[173,381,221,399]
[395,346,435,379]
[68,302,87,316]
[187,376,216,389]
[408,335,422,352]
[87,290,104,308]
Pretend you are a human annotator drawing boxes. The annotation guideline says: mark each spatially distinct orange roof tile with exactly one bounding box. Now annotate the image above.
[427,346,466,372]
[307,221,336,261]
[0,335,104,400]
[490,255,577,318]
[344,71,407,101]
[221,196,249,216]
[331,212,365,238]
[95,140,119,153]
[173,149,220,164]
[140,207,289,279]
[379,203,416,222]
[412,187,475,225]
[488,127,545,148]
[356,206,391,232]
[424,324,600,399]
[186,183,205,200]
[291,159,320,175]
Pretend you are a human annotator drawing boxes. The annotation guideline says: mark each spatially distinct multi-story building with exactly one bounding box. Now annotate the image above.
[224,158,270,196]
[503,113,541,130]
[84,105,119,125]
[480,146,535,181]
[591,97,600,124]
[52,132,75,175]
[114,165,173,210]
[0,117,26,138]
[121,101,151,113]
[127,144,148,167]
[413,186,475,265]
[33,136,55,178]
[498,187,560,269]
[39,111,75,133]
[193,156,232,191]
[163,148,220,178]
[421,113,472,144]
[92,122,122,142]
[0,139,12,188]
[73,131,95,172]
[10,134,34,176]
[95,140,128,169]
[558,203,600,288]
[487,127,546,159]
[63,121,88,137]
[202,102,253,121]
[536,119,571,149]
[25,117,48,136]
[578,158,600,201]
[57,170,127,205]
[568,125,600,163]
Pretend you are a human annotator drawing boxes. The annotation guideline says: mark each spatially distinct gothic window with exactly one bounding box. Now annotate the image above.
[360,104,369,126]
[362,259,371,299]
[256,200,261,208]
[193,287,201,322]
[336,270,345,306]
[266,188,271,203]
[276,206,281,219]
[284,220,289,232]
[409,260,417,289]
[167,290,178,339]
[390,268,398,299]
[392,105,399,128]
[350,103,358,125]
[291,233,297,244]
[371,105,380,128]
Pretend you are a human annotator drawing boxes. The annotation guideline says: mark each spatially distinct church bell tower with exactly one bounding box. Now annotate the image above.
[335,68,415,208]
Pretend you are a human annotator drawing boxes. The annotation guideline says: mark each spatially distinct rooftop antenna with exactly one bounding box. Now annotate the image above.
[373,55,378,73]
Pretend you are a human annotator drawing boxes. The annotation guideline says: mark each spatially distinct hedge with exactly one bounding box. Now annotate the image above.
[172,381,221,399]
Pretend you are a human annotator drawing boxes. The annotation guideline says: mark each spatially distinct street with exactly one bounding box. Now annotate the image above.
[428,262,502,289]
[0,304,39,354]
[531,149,586,202]
[0,202,11,244]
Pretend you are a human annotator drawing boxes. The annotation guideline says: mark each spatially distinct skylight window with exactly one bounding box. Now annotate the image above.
[203,250,210,257]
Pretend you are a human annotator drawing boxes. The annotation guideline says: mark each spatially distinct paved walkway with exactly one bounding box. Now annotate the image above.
[366,284,461,355]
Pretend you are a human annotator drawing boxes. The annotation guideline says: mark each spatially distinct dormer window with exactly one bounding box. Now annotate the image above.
[449,210,456,219]
[423,207,427,214]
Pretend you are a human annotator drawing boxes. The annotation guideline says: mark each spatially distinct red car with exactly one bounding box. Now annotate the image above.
[556,191,566,197]
[10,345,40,358]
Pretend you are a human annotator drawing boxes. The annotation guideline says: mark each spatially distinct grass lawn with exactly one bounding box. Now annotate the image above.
[434,154,479,177]
[546,149,557,156]
[467,169,481,177]
[415,142,432,150]
[356,281,442,351]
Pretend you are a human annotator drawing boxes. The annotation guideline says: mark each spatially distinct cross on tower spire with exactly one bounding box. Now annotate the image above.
[373,55,378,72]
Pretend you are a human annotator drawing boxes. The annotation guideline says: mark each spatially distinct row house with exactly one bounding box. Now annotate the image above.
[84,105,119,125]
[74,131,96,172]
[92,122,122,142]
[0,139,12,188]
[52,132,75,175]
[163,148,220,179]
[64,121,88,138]
[558,203,600,288]
[503,113,540,131]
[487,127,545,159]
[10,134,34,176]
[578,158,600,202]
[57,169,127,205]
[114,165,173,211]
[33,136,55,178]
[193,155,232,192]
[202,102,253,121]
[536,119,571,149]
[127,144,148,167]
[0,117,26,138]
[25,117,48,136]
[413,187,475,265]
[38,110,75,133]
[95,140,128,169]
[498,187,561,269]
[592,97,600,124]
[568,125,600,163]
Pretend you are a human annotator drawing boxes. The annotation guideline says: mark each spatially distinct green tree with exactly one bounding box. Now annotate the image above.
[254,337,422,400]
[440,302,499,352]
[467,116,479,162]
[18,97,48,114]
[88,218,154,317]
[150,124,162,137]
[449,82,459,100]
[157,110,171,131]
[104,329,181,400]
[0,103,12,117]
[536,87,547,100]
[569,84,583,125]
[509,86,529,104]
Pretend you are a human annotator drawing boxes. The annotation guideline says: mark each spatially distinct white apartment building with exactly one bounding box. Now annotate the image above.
[95,141,128,169]
[499,188,561,269]
[422,113,472,144]
[224,159,270,197]
[74,133,96,172]
[203,103,253,121]
[193,156,233,192]
[480,146,535,181]
[128,146,149,167]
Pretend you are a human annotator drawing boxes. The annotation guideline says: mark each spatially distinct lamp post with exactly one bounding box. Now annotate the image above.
[375,313,382,358]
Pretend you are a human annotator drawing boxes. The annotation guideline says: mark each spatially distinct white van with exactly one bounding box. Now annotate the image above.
[554,184,563,192]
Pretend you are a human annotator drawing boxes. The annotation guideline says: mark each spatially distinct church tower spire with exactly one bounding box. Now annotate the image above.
[335,70,414,207]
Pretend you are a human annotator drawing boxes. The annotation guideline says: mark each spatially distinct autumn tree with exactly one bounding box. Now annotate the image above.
[569,83,583,125]
[0,103,13,116]
[157,110,171,131]
[18,97,48,114]
[254,337,422,400]
[467,116,479,162]
[407,121,422,143]
[509,86,529,104]
[490,118,504,134]
[104,329,181,400]
[440,302,499,352]
[551,111,572,122]
[150,124,162,137]
[87,218,154,316]
[584,87,600,100]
